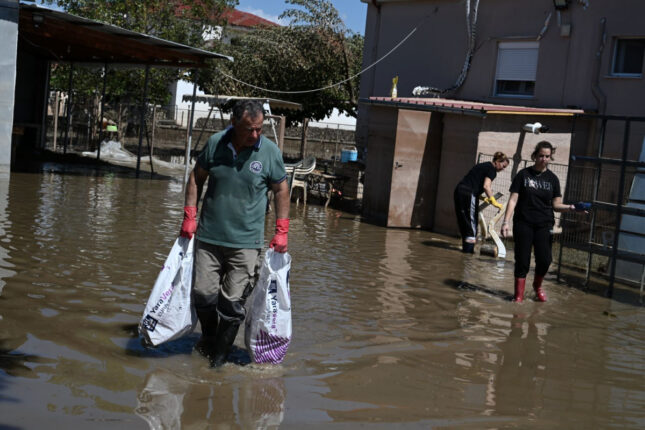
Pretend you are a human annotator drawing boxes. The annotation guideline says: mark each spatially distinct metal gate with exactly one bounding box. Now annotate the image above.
[557,114,645,298]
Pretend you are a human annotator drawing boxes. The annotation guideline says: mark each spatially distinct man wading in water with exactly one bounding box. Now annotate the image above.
[180,99,290,367]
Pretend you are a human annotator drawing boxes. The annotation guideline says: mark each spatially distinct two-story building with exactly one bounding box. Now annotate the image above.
[356,0,645,235]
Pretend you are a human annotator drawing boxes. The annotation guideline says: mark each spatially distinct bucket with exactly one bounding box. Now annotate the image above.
[340,148,358,163]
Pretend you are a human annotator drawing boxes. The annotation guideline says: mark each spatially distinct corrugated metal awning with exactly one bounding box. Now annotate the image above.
[19,4,233,67]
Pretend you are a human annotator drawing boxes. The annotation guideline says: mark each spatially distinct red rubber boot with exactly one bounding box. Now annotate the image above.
[513,278,526,303]
[533,275,547,302]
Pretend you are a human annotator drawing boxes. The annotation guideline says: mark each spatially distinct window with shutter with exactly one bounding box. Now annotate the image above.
[494,41,539,97]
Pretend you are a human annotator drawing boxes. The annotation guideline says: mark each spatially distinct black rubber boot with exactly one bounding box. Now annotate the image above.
[195,306,218,359]
[210,320,240,368]
[462,241,475,254]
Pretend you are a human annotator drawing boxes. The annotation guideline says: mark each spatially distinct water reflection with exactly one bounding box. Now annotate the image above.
[490,310,548,418]
[0,173,15,295]
[0,171,643,428]
[136,368,286,429]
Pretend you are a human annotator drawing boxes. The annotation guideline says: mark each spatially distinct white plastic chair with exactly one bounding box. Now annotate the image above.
[288,156,316,205]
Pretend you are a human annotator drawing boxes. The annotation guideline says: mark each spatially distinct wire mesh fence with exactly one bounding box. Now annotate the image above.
[42,94,356,164]
[477,152,569,230]
[555,115,645,294]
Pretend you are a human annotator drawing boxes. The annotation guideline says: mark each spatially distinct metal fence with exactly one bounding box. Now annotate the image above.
[43,95,356,164]
[555,114,645,297]
[477,152,569,229]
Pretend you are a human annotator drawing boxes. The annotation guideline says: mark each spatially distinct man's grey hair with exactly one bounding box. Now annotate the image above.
[232,99,265,121]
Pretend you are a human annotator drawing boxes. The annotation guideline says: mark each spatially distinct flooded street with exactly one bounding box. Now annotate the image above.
[0,169,643,429]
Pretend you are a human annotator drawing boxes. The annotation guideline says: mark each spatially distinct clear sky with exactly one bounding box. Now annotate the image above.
[236,0,368,35]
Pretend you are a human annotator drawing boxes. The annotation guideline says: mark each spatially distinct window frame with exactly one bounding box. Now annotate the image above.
[493,41,539,99]
[611,38,645,78]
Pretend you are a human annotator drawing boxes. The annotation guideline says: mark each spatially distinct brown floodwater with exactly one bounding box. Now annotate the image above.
[0,166,644,429]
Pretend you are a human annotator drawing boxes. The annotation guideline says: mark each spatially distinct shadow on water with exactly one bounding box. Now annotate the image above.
[0,344,52,382]
[16,150,176,181]
[444,278,514,301]
[122,323,198,359]
[0,169,644,428]
[121,321,253,366]
[421,237,462,252]
[557,271,645,308]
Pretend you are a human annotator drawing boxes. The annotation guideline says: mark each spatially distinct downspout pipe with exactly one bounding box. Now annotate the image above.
[591,18,607,115]
[368,0,382,97]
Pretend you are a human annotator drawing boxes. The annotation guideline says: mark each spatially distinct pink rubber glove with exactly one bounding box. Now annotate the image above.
[180,206,197,239]
[269,218,289,253]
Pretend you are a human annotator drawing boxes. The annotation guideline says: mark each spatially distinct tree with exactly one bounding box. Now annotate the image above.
[46,0,237,47]
[198,0,364,124]
[42,0,238,139]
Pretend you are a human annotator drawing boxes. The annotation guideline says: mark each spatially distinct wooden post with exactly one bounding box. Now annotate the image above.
[299,118,309,159]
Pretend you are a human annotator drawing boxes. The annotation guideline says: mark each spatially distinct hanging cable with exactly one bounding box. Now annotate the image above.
[215,23,420,95]
[413,0,480,96]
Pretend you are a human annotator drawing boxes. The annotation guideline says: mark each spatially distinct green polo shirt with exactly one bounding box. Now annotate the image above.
[195,128,287,248]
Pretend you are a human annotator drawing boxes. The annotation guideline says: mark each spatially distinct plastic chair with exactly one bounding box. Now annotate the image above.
[289,156,316,205]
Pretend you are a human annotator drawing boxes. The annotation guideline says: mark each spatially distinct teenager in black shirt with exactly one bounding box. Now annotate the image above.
[501,141,589,302]
[454,152,509,253]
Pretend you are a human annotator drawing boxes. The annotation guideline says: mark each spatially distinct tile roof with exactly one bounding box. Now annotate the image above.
[220,9,279,28]
[365,97,585,116]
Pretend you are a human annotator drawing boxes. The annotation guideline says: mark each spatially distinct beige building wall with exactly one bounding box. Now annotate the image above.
[357,0,645,156]
[434,114,574,235]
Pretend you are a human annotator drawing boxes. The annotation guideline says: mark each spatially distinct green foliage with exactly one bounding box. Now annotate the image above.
[198,0,364,125]
[42,0,363,126]
[43,0,237,106]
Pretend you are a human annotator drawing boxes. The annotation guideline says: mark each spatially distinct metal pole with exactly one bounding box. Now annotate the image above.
[193,104,214,152]
[607,119,631,297]
[40,61,51,149]
[63,63,74,154]
[558,115,578,282]
[184,69,199,186]
[265,100,279,145]
[584,118,607,285]
[136,65,150,178]
[52,92,60,151]
[150,104,157,158]
[277,114,286,153]
[144,119,155,175]
[511,130,527,179]
[97,63,107,160]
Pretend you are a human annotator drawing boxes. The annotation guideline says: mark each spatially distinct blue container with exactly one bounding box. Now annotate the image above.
[340,148,358,163]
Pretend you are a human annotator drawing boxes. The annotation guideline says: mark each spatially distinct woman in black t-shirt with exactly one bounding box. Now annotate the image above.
[454,152,509,253]
[501,141,588,302]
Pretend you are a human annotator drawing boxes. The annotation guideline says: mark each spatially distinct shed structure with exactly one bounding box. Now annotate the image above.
[360,96,583,234]
[6,2,231,173]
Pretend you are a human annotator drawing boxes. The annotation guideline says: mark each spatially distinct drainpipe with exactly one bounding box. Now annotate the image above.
[368,0,382,97]
[591,18,607,115]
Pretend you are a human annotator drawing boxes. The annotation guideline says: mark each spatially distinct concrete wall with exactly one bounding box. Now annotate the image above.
[357,0,645,155]
[0,0,19,173]
[12,50,48,170]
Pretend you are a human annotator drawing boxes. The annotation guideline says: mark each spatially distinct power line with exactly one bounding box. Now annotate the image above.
[216,25,419,95]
